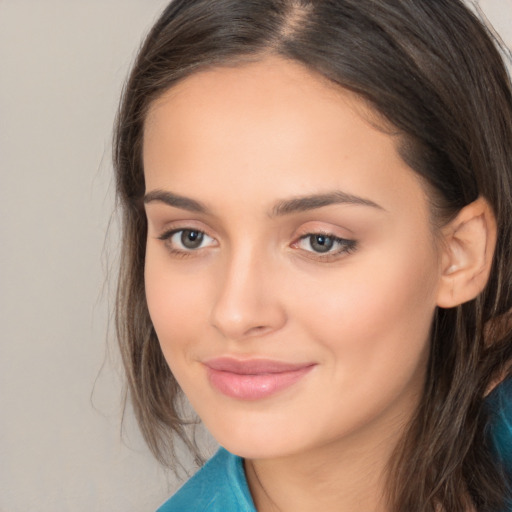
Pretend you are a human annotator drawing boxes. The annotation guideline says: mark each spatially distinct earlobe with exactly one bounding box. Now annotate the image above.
[436,197,497,309]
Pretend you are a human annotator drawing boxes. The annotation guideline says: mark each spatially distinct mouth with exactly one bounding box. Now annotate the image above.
[203,357,316,400]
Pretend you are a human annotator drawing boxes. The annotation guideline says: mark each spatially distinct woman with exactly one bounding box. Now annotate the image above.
[113,1,512,510]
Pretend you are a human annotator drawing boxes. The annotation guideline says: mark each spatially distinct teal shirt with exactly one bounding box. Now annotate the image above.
[157,447,255,512]
[157,380,512,512]
[488,377,512,474]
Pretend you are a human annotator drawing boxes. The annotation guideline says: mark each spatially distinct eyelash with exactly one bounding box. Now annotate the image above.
[157,228,216,257]
[157,228,357,261]
[292,233,357,261]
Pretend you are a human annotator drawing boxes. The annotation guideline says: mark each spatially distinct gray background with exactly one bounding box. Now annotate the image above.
[1,1,511,511]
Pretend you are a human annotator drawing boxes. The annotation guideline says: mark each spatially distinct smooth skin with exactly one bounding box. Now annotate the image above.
[143,57,496,512]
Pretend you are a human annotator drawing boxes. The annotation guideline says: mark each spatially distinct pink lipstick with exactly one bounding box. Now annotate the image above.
[204,358,315,400]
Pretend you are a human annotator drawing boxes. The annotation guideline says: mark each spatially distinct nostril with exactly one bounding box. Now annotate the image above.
[246,325,272,336]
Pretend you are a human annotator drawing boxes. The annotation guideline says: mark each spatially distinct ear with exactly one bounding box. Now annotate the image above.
[436,197,497,309]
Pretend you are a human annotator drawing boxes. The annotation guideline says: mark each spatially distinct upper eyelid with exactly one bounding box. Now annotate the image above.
[294,220,355,235]
[156,222,214,237]
[159,227,213,240]
[294,228,354,243]
[298,230,343,238]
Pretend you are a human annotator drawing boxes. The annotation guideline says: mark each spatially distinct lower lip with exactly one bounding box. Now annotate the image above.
[205,365,314,400]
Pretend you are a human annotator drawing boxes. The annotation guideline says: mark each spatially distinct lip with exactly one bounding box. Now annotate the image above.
[203,358,316,400]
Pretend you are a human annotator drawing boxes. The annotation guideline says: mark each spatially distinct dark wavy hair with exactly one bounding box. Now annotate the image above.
[113,1,512,510]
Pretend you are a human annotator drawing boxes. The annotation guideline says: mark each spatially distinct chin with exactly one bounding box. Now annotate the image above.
[217,434,300,460]
[199,410,317,461]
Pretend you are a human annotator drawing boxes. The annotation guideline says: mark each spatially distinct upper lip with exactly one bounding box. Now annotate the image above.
[203,357,315,375]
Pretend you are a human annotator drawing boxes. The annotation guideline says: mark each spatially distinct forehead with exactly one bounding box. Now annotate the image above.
[142,56,428,217]
[145,56,390,139]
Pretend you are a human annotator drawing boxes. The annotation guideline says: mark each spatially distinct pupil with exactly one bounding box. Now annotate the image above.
[310,235,334,253]
[181,230,203,249]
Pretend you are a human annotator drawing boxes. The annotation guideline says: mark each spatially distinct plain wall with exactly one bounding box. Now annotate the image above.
[0,1,511,511]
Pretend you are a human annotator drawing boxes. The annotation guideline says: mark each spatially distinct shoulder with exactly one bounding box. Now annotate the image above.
[156,447,256,512]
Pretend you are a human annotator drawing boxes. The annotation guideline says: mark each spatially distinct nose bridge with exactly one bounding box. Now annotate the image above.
[210,239,286,340]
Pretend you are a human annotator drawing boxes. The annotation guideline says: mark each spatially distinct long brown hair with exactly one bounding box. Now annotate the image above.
[113,1,512,510]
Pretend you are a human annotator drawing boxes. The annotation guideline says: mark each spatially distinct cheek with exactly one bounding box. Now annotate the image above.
[144,251,211,361]
[282,244,440,441]
[294,238,440,370]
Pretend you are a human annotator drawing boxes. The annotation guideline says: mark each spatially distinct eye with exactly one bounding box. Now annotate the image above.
[294,233,357,257]
[158,228,216,253]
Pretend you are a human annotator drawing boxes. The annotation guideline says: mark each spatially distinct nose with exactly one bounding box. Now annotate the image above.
[210,246,287,340]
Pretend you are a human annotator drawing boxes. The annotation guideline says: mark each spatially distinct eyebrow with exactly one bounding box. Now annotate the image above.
[143,189,384,216]
[144,190,208,213]
[270,191,384,217]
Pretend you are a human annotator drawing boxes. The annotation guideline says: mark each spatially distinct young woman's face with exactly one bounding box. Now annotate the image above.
[143,57,444,460]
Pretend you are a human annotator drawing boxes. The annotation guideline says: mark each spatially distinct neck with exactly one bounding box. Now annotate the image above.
[244,414,409,512]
